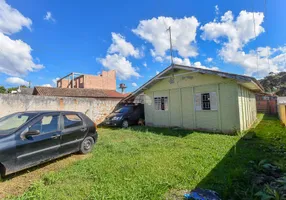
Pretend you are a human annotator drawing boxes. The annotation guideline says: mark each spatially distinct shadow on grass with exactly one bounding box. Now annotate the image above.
[100,125,197,137]
[1,154,74,182]
[195,114,286,199]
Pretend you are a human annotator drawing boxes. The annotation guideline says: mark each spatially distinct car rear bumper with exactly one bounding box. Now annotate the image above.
[102,120,122,127]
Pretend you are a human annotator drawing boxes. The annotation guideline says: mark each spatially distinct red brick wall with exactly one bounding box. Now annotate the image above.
[57,70,116,90]
[84,70,116,90]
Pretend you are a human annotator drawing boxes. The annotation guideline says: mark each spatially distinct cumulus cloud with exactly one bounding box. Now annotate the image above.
[44,11,55,22]
[52,77,60,86]
[205,57,213,62]
[108,32,140,58]
[6,77,29,86]
[193,61,219,71]
[0,0,44,77]
[0,0,32,35]
[143,62,147,67]
[0,33,44,76]
[42,84,52,87]
[156,71,159,75]
[200,10,286,77]
[131,82,138,87]
[97,54,140,80]
[133,16,199,58]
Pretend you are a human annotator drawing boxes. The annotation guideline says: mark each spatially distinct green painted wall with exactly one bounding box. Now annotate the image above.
[238,85,257,131]
[144,69,255,133]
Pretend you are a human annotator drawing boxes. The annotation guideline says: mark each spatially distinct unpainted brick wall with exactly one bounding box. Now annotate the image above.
[0,94,121,124]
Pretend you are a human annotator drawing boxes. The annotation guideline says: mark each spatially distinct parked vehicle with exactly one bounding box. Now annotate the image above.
[102,104,144,128]
[0,111,97,177]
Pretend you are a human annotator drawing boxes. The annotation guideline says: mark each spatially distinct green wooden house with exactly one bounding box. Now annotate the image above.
[125,64,264,133]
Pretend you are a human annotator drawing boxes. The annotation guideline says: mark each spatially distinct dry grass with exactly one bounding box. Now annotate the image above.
[0,154,90,199]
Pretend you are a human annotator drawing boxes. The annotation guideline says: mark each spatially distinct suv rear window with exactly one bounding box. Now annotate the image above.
[63,114,83,129]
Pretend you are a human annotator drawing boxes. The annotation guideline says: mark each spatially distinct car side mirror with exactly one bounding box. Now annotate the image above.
[21,130,40,140]
[26,130,40,137]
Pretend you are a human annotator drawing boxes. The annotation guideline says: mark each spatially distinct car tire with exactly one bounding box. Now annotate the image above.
[122,120,129,128]
[79,136,95,154]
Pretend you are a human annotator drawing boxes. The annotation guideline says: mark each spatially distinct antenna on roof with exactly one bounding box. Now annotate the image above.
[166,26,174,66]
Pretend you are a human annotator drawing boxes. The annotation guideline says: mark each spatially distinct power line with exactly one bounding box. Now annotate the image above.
[251,0,259,75]
[264,0,271,73]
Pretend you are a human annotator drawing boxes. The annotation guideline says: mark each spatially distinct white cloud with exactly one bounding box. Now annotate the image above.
[133,16,199,58]
[171,57,191,66]
[156,70,159,75]
[6,77,29,86]
[200,10,286,76]
[42,84,52,87]
[0,33,44,76]
[201,10,264,49]
[193,61,219,71]
[44,11,55,22]
[97,54,140,80]
[52,77,60,86]
[0,0,32,35]
[0,1,44,77]
[108,32,140,58]
[131,82,138,87]
[215,5,219,16]
[143,62,147,67]
[206,57,213,62]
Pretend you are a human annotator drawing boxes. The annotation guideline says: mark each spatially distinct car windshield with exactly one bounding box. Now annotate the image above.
[0,113,37,135]
[114,107,132,113]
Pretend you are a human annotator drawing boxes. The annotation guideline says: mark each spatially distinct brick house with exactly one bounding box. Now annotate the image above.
[57,70,116,90]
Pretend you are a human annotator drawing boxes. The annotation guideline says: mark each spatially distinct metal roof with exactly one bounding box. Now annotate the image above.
[123,64,264,102]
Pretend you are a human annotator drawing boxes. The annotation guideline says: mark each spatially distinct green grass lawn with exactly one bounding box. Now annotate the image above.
[13,114,286,200]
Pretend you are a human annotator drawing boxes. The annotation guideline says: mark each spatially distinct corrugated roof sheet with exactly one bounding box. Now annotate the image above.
[33,87,128,98]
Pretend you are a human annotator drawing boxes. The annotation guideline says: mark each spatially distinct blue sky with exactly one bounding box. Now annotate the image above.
[0,0,285,92]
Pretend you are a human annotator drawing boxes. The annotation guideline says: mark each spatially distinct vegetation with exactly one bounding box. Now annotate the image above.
[0,86,6,94]
[259,72,286,95]
[7,114,286,199]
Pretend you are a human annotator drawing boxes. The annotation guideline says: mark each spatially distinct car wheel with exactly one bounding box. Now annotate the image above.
[122,120,129,128]
[79,136,94,154]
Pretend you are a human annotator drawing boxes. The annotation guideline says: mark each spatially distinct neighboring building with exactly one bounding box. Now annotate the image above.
[124,64,264,133]
[57,70,116,90]
[255,93,277,114]
[33,87,128,99]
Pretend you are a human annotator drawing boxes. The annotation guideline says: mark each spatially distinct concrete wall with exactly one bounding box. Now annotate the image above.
[143,70,242,133]
[0,94,120,124]
[238,85,257,131]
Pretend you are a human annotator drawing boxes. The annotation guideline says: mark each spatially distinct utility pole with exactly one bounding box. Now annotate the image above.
[166,26,174,65]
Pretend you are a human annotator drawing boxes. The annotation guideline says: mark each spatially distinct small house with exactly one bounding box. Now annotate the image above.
[125,64,264,133]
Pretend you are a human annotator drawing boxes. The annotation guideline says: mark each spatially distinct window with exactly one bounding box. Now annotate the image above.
[202,93,211,110]
[154,97,168,111]
[0,113,37,135]
[195,92,217,111]
[63,114,83,129]
[30,115,59,134]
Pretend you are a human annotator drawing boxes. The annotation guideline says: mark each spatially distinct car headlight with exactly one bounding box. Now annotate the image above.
[112,116,122,121]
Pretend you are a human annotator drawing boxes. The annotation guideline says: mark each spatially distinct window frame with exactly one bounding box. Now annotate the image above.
[28,114,60,135]
[201,93,211,110]
[154,96,168,111]
[61,113,84,130]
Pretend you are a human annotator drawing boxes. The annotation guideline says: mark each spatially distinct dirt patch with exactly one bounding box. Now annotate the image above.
[0,154,91,199]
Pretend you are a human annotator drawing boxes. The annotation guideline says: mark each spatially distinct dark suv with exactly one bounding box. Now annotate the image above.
[0,111,97,177]
[102,105,144,128]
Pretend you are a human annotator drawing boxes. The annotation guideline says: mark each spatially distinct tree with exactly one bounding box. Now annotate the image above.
[7,87,18,93]
[0,86,6,94]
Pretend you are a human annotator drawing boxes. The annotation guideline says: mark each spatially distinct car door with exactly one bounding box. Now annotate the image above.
[59,113,87,155]
[16,113,61,169]
[128,107,140,125]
